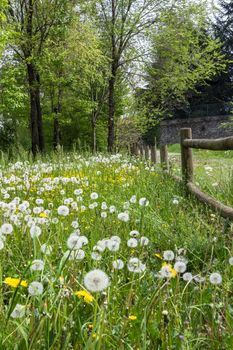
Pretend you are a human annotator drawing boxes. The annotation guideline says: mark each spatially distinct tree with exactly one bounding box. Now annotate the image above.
[137,0,226,129]
[6,0,74,156]
[95,0,166,152]
[40,16,108,151]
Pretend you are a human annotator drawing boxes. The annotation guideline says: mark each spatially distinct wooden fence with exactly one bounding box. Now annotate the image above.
[177,128,233,220]
[130,140,169,169]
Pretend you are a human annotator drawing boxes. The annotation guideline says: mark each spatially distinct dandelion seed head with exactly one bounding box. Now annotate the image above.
[84,269,109,292]
[28,281,44,296]
[209,272,222,285]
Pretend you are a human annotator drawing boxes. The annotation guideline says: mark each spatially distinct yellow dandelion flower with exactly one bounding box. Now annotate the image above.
[162,263,177,278]
[4,277,28,288]
[155,253,163,260]
[39,212,48,218]
[74,290,94,304]
[128,315,137,321]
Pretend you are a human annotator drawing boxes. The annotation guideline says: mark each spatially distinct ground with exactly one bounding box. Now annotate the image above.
[0,152,232,349]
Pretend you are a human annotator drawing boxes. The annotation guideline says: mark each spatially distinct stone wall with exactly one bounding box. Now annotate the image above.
[159,115,233,145]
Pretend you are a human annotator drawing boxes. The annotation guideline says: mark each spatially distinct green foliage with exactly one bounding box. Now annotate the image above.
[137,0,226,132]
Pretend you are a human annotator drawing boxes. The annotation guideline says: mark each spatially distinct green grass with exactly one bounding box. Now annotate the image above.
[169,146,233,207]
[0,152,232,349]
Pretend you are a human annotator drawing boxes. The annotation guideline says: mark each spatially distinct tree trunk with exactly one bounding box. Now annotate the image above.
[91,117,97,153]
[35,71,44,152]
[27,63,40,157]
[53,89,62,150]
[108,74,116,152]
[53,114,61,150]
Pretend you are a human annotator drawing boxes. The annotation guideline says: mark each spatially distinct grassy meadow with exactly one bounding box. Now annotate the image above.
[169,145,233,208]
[0,152,232,349]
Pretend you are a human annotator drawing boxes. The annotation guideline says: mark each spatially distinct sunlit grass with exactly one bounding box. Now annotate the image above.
[0,152,232,349]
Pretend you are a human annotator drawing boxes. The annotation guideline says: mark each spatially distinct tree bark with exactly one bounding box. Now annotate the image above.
[53,88,62,150]
[27,63,43,157]
[91,117,97,153]
[53,114,61,150]
[108,73,116,152]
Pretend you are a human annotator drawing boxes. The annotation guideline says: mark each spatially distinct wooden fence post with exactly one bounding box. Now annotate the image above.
[150,137,157,164]
[144,145,149,160]
[180,128,193,183]
[160,145,168,170]
[139,144,144,158]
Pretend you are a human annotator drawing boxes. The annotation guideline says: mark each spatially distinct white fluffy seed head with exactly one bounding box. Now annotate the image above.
[30,259,44,271]
[163,250,175,261]
[28,281,44,296]
[139,197,149,206]
[209,272,222,285]
[57,205,69,216]
[117,212,129,222]
[112,259,124,270]
[127,238,138,248]
[11,304,26,318]
[84,269,110,292]
[1,223,13,235]
[174,261,187,273]
[183,272,193,282]
[30,225,42,239]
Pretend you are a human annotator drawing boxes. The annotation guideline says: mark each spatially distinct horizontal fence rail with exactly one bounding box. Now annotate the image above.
[161,127,233,221]
[183,136,233,150]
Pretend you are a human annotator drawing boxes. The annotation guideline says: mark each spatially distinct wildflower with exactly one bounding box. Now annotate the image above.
[129,230,140,237]
[209,272,222,285]
[174,261,187,274]
[30,259,44,271]
[57,205,69,216]
[109,205,116,213]
[111,236,121,243]
[4,277,28,288]
[123,202,130,210]
[229,257,233,265]
[30,225,42,239]
[91,252,102,261]
[64,249,85,260]
[107,239,120,252]
[101,212,107,218]
[162,310,168,316]
[139,198,149,206]
[118,212,129,222]
[39,212,48,218]
[163,250,175,261]
[193,275,205,283]
[127,238,138,248]
[41,244,52,255]
[74,189,83,195]
[67,235,82,250]
[101,202,108,210]
[28,281,44,296]
[90,192,98,200]
[1,223,13,235]
[128,315,137,320]
[112,259,124,270]
[11,304,26,318]
[127,258,146,273]
[155,253,163,260]
[75,290,94,303]
[130,195,137,204]
[160,263,177,278]
[172,199,179,205]
[84,269,110,292]
[183,272,193,282]
[140,236,149,246]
